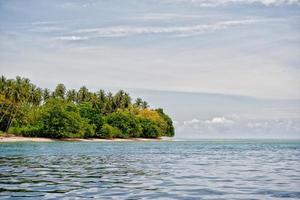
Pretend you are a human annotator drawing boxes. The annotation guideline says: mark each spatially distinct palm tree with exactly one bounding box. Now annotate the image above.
[134,98,143,108]
[77,86,90,103]
[103,92,113,114]
[3,79,22,132]
[32,88,42,106]
[0,76,7,111]
[43,88,51,102]
[113,90,125,110]
[54,83,66,99]
[66,89,77,103]
[142,101,149,109]
[0,75,6,92]
[97,89,106,104]
[122,92,131,108]
[90,93,102,111]
[0,76,38,132]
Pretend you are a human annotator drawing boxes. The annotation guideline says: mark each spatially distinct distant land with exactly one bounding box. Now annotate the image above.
[0,76,175,139]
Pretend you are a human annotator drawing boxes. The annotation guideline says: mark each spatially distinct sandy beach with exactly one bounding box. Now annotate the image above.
[0,136,172,142]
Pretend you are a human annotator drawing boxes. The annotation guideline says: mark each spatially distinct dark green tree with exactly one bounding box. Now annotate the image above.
[134,98,143,108]
[78,102,103,137]
[66,89,77,103]
[77,86,90,103]
[139,118,161,138]
[105,110,142,138]
[35,99,93,138]
[142,101,149,109]
[43,88,51,102]
[54,83,66,99]
[103,92,113,114]
[155,108,175,137]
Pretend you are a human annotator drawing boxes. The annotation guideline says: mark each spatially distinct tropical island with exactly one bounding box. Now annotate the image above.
[0,76,174,140]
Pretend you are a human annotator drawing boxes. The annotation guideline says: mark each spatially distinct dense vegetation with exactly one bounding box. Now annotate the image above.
[0,76,174,138]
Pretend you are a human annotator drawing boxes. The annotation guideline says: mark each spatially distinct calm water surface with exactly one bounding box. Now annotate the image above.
[0,140,300,199]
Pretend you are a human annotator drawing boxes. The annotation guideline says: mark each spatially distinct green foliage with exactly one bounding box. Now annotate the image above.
[35,99,93,138]
[113,90,131,110]
[105,110,142,138]
[54,83,66,99]
[9,125,42,137]
[78,102,103,136]
[1,75,175,138]
[98,124,121,139]
[77,86,90,103]
[134,98,149,109]
[43,88,51,101]
[66,89,77,102]
[155,108,175,137]
[139,118,161,138]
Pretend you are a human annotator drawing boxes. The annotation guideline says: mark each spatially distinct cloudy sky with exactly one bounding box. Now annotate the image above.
[0,0,299,138]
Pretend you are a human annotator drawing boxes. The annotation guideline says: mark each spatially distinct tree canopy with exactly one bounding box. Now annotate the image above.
[0,75,175,138]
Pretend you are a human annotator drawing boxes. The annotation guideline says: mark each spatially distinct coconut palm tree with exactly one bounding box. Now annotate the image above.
[142,101,149,109]
[54,83,66,99]
[43,88,51,102]
[66,89,77,103]
[134,98,143,108]
[77,86,90,103]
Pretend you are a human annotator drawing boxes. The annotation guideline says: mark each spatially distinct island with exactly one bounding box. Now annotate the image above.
[0,76,174,140]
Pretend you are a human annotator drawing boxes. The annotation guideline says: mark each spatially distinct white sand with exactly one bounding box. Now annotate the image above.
[0,136,172,142]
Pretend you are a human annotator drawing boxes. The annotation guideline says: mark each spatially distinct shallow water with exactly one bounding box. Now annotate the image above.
[0,140,300,199]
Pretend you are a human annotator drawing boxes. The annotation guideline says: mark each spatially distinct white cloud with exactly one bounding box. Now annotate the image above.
[31,21,58,26]
[181,116,236,127]
[184,118,200,125]
[58,2,96,9]
[30,26,65,33]
[55,36,89,41]
[204,117,234,124]
[175,116,300,138]
[1,0,299,101]
[132,13,207,21]
[166,0,300,6]
[72,19,259,38]
[247,121,269,128]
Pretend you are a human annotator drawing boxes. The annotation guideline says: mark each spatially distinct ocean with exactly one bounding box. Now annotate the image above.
[0,140,300,199]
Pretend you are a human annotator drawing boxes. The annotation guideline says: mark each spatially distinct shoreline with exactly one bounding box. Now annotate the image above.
[0,136,173,142]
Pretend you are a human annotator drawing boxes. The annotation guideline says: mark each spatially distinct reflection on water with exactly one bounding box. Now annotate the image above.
[0,141,300,199]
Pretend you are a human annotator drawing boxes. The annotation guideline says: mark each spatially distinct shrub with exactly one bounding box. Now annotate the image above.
[139,118,161,138]
[155,108,175,137]
[27,99,95,138]
[78,102,103,134]
[138,109,168,135]
[9,126,42,137]
[105,110,142,138]
[98,124,121,139]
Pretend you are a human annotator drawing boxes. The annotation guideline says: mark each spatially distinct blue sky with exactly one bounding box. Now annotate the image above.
[0,0,300,138]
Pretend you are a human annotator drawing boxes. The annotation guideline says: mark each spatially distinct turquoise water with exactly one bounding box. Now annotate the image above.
[0,140,300,199]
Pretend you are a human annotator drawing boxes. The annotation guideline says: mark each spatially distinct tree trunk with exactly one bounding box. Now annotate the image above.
[5,106,17,133]
[0,103,5,111]
[0,103,13,123]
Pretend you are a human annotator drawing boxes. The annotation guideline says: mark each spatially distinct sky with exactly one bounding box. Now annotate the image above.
[0,0,300,138]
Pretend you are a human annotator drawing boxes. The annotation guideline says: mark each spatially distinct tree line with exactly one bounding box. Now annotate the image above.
[0,76,174,138]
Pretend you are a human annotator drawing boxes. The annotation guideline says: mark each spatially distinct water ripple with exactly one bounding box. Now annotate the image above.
[0,141,300,199]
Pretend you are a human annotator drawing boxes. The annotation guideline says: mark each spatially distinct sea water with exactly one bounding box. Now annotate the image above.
[0,140,300,199]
